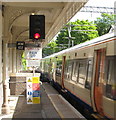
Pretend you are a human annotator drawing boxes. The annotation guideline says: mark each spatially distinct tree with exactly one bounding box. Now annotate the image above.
[42,14,115,57]
[42,41,58,57]
[43,19,99,56]
[94,13,115,36]
[56,19,98,48]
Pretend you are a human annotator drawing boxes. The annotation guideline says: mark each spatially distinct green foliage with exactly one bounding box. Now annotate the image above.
[22,52,27,70]
[71,20,98,44]
[43,20,98,56]
[94,13,115,36]
[56,19,98,48]
[42,13,114,57]
[42,41,58,57]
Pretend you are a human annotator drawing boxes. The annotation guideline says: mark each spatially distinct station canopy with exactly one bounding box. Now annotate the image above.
[2,0,88,48]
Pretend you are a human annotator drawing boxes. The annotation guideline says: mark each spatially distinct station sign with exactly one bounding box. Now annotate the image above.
[26,76,40,104]
[16,41,25,50]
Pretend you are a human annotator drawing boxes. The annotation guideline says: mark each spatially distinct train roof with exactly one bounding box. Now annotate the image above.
[43,32,115,59]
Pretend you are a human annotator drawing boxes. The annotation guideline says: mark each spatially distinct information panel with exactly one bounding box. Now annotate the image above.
[27,77,40,104]
[25,48,42,67]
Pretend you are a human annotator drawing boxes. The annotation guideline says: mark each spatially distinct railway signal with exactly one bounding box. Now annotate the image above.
[29,15,45,40]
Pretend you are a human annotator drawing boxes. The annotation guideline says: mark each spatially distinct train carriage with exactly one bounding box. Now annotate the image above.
[40,32,116,119]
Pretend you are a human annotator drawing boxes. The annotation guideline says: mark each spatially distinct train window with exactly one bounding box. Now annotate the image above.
[44,61,49,72]
[72,61,78,82]
[48,62,53,74]
[85,60,92,89]
[107,60,113,84]
[46,64,49,72]
[56,60,62,76]
[64,61,68,80]
[68,61,73,80]
[105,57,116,100]
[64,60,73,80]
[77,61,86,85]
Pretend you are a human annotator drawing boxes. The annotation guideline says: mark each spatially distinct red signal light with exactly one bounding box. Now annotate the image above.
[34,33,40,39]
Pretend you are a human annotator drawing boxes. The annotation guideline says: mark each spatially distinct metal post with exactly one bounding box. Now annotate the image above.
[67,25,71,48]
[33,66,35,76]
[72,40,74,47]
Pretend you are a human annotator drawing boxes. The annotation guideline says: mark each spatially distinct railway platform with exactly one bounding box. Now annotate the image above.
[0,83,85,119]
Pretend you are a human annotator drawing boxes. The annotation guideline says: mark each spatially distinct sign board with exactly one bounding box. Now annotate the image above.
[25,49,41,60]
[25,48,42,67]
[16,41,25,50]
[27,78,33,104]
[26,60,40,67]
[26,76,40,104]
[8,43,41,48]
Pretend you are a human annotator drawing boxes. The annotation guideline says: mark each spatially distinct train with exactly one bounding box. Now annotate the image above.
[40,31,116,119]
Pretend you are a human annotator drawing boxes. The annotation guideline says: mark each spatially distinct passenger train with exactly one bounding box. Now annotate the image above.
[40,31,116,119]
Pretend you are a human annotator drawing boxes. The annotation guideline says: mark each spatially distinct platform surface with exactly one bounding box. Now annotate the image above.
[1,83,85,119]
[43,83,85,119]
[12,84,60,118]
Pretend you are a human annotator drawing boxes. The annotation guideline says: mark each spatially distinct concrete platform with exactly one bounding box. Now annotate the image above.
[12,84,60,118]
[43,83,85,119]
[0,83,85,119]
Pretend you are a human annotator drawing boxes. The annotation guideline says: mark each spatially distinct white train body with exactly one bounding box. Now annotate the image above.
[41,32,116,119]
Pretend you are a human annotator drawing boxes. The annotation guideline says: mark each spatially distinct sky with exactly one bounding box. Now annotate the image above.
[70,0,115,22]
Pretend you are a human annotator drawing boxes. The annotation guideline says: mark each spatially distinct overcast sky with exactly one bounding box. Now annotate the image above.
[86,0,115,7]
[70,0,115,22]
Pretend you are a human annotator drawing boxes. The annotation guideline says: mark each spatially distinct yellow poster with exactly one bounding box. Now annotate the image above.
[32,77,40,83]
[33,97,40,104]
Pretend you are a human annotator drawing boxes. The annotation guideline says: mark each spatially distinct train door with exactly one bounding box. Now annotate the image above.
[61,56,66,88]
[93,48,105,115]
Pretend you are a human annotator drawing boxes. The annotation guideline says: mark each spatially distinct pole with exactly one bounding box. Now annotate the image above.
[33,66,35,76]
[67,25,71,48]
